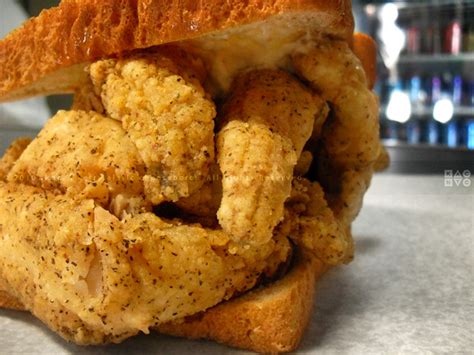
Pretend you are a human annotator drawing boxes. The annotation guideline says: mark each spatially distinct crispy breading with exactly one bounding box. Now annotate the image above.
[277,178,352,264]
[7,110,150,216]
[0,137,31,181]
[294,151,313,177]
[0,181,290,344]
[293,41,380,224]
[88,46,216,204]
[374,146,390,172]
[175,163,222,218]
[216,70,325,245]
[322,167,373,226]
[72,78,105,113]
[307,100,330,149]
[293,41,380,169]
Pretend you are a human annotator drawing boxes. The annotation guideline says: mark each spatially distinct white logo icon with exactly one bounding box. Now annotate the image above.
[444,169,472,187]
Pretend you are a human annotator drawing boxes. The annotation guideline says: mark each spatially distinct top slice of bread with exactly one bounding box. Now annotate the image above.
[0,0,353,103]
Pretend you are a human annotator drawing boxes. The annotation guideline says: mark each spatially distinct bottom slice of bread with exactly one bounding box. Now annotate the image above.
[0,251,327,353]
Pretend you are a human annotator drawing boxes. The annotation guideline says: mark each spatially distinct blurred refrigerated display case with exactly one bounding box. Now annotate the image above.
[356,0,474,174]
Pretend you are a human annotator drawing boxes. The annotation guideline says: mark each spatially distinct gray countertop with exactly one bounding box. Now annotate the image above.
[0,130,473,354]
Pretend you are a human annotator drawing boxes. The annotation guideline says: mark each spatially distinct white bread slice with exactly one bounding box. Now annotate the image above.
[0,0,354,102]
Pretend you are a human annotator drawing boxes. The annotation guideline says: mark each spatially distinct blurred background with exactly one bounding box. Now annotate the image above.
[1,0,473,174]
[354,0,474,173]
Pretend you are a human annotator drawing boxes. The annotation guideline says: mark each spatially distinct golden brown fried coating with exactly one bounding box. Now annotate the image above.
[175,163,222,218]
[324,168,373,226]
[277,178,352,265]
[374,146,390,172]
[72,79,105,113]
[294,151,313,177]
[89,46,216,204]
[217,70,324,245]
[0,181,290,344]
[0,137,31,180]
[307,99,330,150]
[7,110,150,216]
[293,41,380,169]
[293,41,380,225]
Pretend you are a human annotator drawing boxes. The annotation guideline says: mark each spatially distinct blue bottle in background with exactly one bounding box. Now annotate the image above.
[427,121,439,144]
[384,79,405,141]
[470,80,474,107]
[409,75,422,104]
[442,121,458,147]
[452,75,463,106]
[466,119,474,150]
[407,120,421,144]
[425,75,442,144]
[439,75,463,148]
[430,75,442,104]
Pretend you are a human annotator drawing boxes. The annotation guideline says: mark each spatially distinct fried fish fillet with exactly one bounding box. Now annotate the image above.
[293,41,380,169]
[294,150,314,177]
[325,167,373,226]
[7,110,150,216]
[277,178,352,264]
[293,41,380,224]
[88,46,216,204]
[0,181,290,344]
[72,79,105,113]
[0,137,31,180]
[175,163,222,219]
[216,69,325,245]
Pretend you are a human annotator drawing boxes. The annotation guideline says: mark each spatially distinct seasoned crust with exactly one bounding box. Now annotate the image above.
[0,251,326,352]
[158,252,327,353]
[0,0,353,102]
[0,281,23,311]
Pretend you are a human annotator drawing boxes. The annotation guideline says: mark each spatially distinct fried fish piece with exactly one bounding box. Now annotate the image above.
[293,41,380,224]
[89,46,216,204]
[0,137,31,180]
[277,178,352,265]
[322,167,373,226]
[293,41,380,170]
[294,150,313,177]
[216,70,325,245]
[374,145,390,172]
[175,163,222,219]
[0,181,290,344]
[72,78,105,113]
[7,110,150,216]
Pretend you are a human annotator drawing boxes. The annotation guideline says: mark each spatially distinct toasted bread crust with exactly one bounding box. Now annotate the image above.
[158,253,327,353]
[0,0,353,102]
